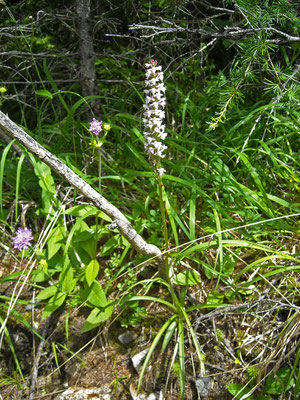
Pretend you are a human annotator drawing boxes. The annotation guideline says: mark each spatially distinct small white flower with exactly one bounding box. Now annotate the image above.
[157,168,166,176]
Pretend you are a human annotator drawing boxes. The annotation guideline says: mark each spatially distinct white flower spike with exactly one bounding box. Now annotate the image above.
[143,60,167,174]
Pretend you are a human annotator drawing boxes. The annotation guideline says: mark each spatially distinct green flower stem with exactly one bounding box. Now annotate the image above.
[158,176,168,262]
[157,175,182,313]
[98,148,102,194]
[95,148,102,255]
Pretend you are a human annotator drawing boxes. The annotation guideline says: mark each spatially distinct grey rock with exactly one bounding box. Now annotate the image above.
[55,386,111,400]
[195,377,212,398]
[118,330,137,345]
[131,349,149,373]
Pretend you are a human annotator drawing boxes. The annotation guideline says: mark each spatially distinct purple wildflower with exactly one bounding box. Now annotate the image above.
[89,118,102,135]
[12,227,34,251]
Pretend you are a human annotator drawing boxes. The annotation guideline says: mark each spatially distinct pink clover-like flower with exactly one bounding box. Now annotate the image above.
[12,227,34,251]
[89,118,102,135]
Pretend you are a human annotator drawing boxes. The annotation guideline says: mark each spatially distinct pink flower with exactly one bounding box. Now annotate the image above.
[12,228,34,251]
[89,118,102,135]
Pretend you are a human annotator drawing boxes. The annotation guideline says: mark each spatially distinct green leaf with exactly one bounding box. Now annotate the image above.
[206,290,224,305]
[47,225,66,259]
[101,235,120,257]
[64,205,98,217]
[61,265,76,293]
[223,253,236,275]
[36,285,58,300]
[35,89,53,99]
[81,303,114,333]
[226,383,254,399]
[73,230,95,242]
[138,316,175,393]
[125,295,176,311]
[42,292,66,320]
[72,231,97,260]
[81,281,107,308]
[173,269,201,286]
[85,259,99,286]
[34,161,56,194]
[264,367,294,395]
[31,269,48,283]
[125,142,150,169]
[161,319,177,353]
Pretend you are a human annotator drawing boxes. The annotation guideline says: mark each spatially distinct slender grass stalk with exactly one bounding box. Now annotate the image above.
[0,141,16,218]
[15,153,26,224]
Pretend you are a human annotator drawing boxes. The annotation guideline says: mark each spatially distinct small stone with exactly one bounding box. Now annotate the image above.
[195,377,212,398]
[55,386,111,400]
[129,383,162,400]
[118,330,137,345]
[131,349,149,373]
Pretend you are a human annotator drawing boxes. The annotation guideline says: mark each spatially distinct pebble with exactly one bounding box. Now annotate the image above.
[131,349,149,373]
[55,386,111,400]
[195,377,212,398]
[118,330,137,344]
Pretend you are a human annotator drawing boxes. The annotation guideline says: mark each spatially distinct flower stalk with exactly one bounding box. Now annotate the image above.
[143,60,170,279]
[89,119,111,254]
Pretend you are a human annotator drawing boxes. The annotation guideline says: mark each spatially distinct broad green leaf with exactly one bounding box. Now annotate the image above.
[36,285,58,300]
[31,269,48,283]
[47,225,66,259]
[81,281,107,308]
[42,292,66,320]
[85,259,99,286]
[34,161,56,194]
[69,245,91,267]
[226,383,254,399]
[72,231,97,259]
[173,269,201,286]
[206,290,224,305]
[61,265,76,293]
[264,367,294,394]
[81,303,114,333]
[223,253,236,275]
[73,230,95,242]
[64,205,98,217]
[200,261,215,279]
[101,235,119,257]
